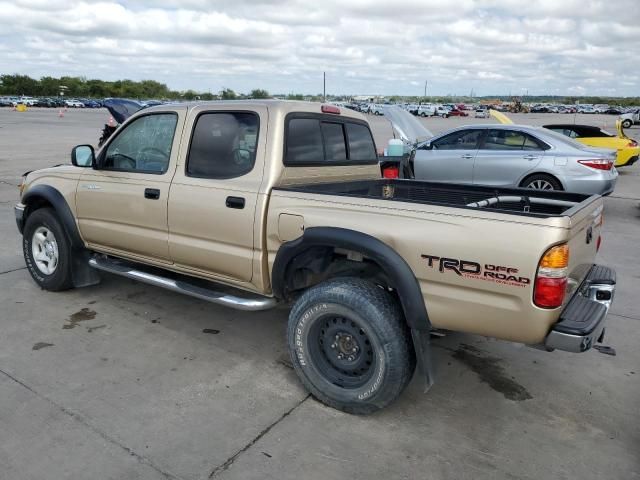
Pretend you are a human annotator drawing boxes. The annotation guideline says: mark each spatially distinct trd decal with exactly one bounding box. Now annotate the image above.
[422,255,531,287]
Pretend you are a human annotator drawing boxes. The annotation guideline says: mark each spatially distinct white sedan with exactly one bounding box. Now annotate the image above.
[64,99,85,108]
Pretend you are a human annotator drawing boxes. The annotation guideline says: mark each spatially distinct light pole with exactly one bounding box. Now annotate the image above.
[323,72,326,102]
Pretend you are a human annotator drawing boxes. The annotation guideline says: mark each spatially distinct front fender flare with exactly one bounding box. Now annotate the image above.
[22,184,84,248]
[22,184,99,288]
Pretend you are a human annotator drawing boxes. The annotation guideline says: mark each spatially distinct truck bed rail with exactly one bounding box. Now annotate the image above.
[276,179,592,218]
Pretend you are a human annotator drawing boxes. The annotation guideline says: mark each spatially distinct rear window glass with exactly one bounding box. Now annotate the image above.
[285,117,377,165]
[482,129,547,151]
[286,118,324,164]
[346,123,377,160]
[321,122,347,161]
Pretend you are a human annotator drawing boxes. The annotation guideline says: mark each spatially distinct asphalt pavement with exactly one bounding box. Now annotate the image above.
[0,107,638,480]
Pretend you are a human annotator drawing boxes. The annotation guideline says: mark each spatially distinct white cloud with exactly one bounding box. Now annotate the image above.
[0,0,638,95]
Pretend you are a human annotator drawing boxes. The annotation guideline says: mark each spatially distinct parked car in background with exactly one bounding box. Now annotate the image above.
[448,108,468,117]
[530,105,549,113]
[544,123,639,167]
[405,104,420,115]
[0,97,13,107]
[64,99,85,108]
[367,104,385,115]
[82,99,102,108]
[433,105,450,117]
[413,124,617,195]
[35,98,57,108]
[620,109,640,128]
[474,108,489,118]
[604,107,623,115]
[417,104,435,117]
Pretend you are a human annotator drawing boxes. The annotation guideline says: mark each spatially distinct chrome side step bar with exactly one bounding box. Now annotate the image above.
[88,257,278,311]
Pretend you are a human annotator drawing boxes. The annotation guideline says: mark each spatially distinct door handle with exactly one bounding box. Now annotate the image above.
[523,155,538,160]
[226,196,245,209]
[144,188,160,200]
[461,154,474,159]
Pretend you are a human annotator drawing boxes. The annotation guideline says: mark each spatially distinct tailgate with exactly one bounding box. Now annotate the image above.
[564,196,604,299]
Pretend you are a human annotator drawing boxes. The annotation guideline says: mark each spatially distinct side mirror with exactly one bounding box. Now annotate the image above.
[419,141,432,150]
[71,145,95,167]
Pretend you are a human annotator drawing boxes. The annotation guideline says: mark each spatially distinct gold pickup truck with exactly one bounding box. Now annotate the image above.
[15,101,616,414]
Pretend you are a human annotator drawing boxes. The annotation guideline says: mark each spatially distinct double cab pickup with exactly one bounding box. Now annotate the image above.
[15,101,615,413]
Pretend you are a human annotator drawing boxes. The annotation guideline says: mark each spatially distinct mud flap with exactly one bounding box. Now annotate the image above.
[411,328,435,392]
[71,249,101,288]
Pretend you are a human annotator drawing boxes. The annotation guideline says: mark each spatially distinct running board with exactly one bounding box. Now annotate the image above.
[88,257,278,311]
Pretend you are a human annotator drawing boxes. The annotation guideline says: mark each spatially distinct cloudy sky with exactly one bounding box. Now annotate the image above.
[1,0,639,96]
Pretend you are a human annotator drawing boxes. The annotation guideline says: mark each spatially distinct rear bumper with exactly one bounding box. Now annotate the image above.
[545,265,616,353]
[563,174,617,196]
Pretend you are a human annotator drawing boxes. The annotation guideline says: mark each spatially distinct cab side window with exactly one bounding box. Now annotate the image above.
[103,113,178,174]
[186,112,259,179]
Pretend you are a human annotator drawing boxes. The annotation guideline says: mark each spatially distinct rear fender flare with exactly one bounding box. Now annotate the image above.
[272,227,435,388]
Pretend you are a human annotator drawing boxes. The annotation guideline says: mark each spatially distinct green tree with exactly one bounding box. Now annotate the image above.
[182,89,198,100]
[249,89,270,99]
[0,74,39,95]
[220,88,237,99]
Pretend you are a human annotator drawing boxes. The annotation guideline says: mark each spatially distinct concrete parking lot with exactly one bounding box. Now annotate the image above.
[0,107,638,480]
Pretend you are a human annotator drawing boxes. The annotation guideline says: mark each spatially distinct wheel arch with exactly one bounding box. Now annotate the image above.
[22,185,83,248]
[518,171,565,190]
[272,227,431,332]
[273,227,435,388]
[21,185,99,288]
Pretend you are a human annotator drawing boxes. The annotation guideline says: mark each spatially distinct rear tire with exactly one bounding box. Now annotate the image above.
[521,173,563,191]
[23,208,73,291]
[287,278,415,414]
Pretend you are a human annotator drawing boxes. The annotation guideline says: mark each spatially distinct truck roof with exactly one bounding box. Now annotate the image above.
[145,99,367,122]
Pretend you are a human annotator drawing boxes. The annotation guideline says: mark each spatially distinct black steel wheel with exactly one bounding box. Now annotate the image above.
[287,277,415,414]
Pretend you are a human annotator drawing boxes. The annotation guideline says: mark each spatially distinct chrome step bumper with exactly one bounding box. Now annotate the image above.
[545,265,616,353]
[89,256,278,311]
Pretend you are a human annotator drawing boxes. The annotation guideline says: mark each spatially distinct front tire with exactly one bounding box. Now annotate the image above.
[287,278,415,414]
[622,119,632,129]
[23,208,73,291]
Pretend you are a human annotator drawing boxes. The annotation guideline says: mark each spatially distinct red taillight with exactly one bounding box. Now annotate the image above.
[321,105,340,114]
[534,277,568,308]
[578,159,613,171]
[627,140,638,147]
[382,166,399,179]
[534,244,569,309]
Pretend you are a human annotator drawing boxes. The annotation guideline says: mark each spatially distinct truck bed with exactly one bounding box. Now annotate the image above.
[276,179,594,218]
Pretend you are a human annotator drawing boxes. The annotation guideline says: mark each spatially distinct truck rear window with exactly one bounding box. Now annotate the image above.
[285,115,377,166]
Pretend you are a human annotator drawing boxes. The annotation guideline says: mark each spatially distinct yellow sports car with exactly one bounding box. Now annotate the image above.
[543,121,639,167]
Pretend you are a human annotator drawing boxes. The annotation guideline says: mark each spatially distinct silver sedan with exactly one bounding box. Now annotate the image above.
[414,124,618,195]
